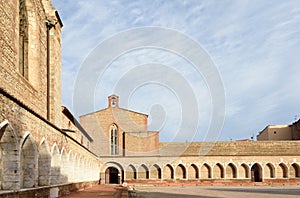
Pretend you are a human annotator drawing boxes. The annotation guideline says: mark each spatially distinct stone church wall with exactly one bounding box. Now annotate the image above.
[0,0,100,196]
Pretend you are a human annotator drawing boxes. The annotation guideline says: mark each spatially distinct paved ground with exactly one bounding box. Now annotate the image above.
[61,185,128,198]
[60,185,300,198]
[133,186,300,198]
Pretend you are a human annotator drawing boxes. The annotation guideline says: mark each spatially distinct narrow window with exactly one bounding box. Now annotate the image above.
[19,0,28,79]
[110,124,118,155]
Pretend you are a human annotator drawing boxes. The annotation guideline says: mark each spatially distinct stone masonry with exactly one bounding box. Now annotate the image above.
[0,0,99,197]
[1,1,300,197]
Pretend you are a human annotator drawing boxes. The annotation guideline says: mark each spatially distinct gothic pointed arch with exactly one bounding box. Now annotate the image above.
[277,163,288,178]
[175,164,186,179]
[290,163,300,178]
[67,150,76,182]
[200,163,211,179]
[38,139,51,186]
[138,164,149,179]
[0,120,19,190]
[126,164,137,180]
[60,148,68,183]
[150,164,162,180]
[213,163,224,179]
[50,143,61,184]
[20,133,38,188]
[188,164,199,179]
[251,163,262,182]
[163,164,174,179]
[226,163,237,179]
[264,163,275,179]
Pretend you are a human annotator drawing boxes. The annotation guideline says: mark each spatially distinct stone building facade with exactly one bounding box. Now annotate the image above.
[81,95,300,186]
[0,0,99,196]
[1,0,300,197]
[257,120,300,141]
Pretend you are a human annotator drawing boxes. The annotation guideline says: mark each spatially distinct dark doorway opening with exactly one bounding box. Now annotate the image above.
[251,163,262,182]
[105,167,119,184]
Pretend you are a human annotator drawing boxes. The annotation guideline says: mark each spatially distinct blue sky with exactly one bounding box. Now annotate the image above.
[52,0,300,142]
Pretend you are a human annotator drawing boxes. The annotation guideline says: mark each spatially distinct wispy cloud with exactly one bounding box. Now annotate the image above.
[52,0,300,142]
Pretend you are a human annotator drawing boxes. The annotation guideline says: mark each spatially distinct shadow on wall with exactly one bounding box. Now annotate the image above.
[0,120,98,190]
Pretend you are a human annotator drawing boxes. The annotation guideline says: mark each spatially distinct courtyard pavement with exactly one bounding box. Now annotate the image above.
[60,185,300,198]
[133,186,300,198]
[61,185,128,198]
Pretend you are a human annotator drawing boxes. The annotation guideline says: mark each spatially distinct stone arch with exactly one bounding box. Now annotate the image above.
[150,164,161,180]
[264,163,275,179]
[226,163,237,179]
[213,163,224,179]
[67,150,76,182]
[175,164,186,179]
[251,163,262,182]
[290,163,300,178]
[138,164,149,179]
[0,120,19,190]
[20,133,38,188]
[60,148,68,183]
[38,139,51,186]
[126,164,137,180]
[239,163,250,179]
[188,164,199,179]
[200,163,211,179]
[102,162,124,184]
[277,163,288,178]
[50,143,61,184]
[74,154,82,182]
[163,164,174,179]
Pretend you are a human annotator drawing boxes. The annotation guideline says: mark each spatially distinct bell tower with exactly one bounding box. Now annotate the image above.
[108,95,119,108]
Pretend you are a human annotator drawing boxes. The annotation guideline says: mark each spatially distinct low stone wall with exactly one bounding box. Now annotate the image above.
[126,178,300,187]
[0,181,98,198]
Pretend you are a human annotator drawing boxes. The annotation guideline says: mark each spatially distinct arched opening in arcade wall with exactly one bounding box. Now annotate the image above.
[105,167,120,184]
[150,164,161,180]
[290,163,300,178]
[126,164,137,180]
[251,163,262,182]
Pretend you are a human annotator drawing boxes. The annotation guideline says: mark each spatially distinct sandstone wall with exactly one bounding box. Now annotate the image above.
[0,0,100,193]
[0,0,62,126]
[80,104,148,156]
[124,132,159,156]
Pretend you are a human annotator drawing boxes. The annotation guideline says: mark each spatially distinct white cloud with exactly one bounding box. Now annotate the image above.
[52,0,300,142]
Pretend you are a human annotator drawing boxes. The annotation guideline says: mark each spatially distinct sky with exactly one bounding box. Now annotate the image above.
[52,0,300,142]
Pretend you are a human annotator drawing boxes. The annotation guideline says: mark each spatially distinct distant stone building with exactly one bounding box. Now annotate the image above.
[80,95,159,157]
[257,120,300,141]
[81,95,300,186]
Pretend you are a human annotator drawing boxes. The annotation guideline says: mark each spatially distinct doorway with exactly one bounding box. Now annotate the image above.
[105,167,119,184]
[251,163,262,182]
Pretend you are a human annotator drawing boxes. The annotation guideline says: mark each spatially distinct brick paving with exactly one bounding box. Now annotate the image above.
[61,185,128,198]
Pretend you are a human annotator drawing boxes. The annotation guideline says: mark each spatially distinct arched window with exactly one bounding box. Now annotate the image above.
[110,124,118,155]
[19,0,29,79]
